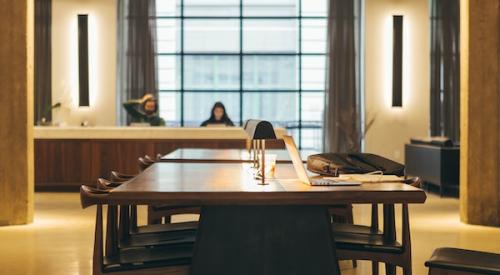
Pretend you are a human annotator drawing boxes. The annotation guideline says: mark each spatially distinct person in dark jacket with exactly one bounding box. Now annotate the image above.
[123,94,166,126]
[200,102,234,127]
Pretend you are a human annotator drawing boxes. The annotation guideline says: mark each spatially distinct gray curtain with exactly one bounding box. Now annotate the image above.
[430,0,460,143]
[117,0,158,125]
[34,0,52,124]
[323,0,361,153]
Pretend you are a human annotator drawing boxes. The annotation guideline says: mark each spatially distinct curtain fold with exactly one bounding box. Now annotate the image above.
[34,0,52,124]
[430,0,460,143]
[117,0,158,125]
[323,0,361,153]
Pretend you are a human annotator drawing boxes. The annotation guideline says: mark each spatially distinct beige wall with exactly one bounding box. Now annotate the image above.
[364,0,430,163]
[51,0,117,126]
[48,0,431,157]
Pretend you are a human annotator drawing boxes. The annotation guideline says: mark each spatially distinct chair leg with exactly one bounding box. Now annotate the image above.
[385,263,396,275]
[403,265,412,275]
[346,204,354,224]
[147,205,162,225]
[118,205,129,243]
[372,261,379,275]
[130,205,138,232]
[352,260,357,268]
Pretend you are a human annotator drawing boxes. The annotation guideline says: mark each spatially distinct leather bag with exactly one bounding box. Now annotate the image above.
[306,153,405,177]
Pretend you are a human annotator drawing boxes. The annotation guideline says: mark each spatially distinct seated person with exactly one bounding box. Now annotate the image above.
[123,94,165,126]
[200,102,235,127]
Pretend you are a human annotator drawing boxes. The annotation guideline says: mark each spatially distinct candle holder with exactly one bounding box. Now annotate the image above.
[244,119,277,185]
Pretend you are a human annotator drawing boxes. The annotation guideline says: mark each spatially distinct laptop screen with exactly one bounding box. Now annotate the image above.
[283,135,311,185]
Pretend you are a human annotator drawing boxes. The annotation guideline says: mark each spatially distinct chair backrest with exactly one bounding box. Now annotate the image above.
[80,185,110,209]
[138,157,152,172]
[370,177,420,233]
[97,178,122,190]
[108,172,139,234]
[81,185,121,274]
[144,155,156,163]
[110,171,135,182]
[404,177,422,188]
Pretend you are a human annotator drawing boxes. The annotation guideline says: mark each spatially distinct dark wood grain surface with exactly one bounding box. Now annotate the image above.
[109,163,427,205]
[160,148,318,163]
[35,139,285,190]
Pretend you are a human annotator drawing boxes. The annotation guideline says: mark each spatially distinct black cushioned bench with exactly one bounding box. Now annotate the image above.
[425,247,500,275]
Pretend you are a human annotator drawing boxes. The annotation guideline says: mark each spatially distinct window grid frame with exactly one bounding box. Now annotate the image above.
[156,0,327,149]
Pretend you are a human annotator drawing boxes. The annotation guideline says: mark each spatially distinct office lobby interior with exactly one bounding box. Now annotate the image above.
[0,0,499,274]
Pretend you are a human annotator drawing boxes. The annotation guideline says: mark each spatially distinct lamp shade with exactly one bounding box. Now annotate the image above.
[243,119,277,140]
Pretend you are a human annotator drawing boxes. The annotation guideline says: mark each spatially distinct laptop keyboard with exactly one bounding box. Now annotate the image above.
[311,179,337,186]
[310,179,362,186]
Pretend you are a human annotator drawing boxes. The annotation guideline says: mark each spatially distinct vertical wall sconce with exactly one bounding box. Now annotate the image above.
[78,14,89,107]
[392,15,403,107]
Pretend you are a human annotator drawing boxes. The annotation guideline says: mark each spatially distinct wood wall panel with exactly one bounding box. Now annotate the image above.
[35,139,284,190]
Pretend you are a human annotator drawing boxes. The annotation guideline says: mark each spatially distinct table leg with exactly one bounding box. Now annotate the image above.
[383,204,397,275]
[190,205,341,275]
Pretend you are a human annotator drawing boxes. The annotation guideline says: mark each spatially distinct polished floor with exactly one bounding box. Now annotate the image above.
[0,192,499,275]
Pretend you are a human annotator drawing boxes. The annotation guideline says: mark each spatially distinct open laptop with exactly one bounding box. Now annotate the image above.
[283,135,362,187]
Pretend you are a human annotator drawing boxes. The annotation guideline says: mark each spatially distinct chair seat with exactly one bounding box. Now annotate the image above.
[122,230,196,248]
[332,222,383,235]
[132,221,199,235]
[103,243,193,272]
[425,247,500,274]
[334,231,403,254]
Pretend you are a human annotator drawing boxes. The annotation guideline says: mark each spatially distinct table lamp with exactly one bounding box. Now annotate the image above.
[244,119,277,185]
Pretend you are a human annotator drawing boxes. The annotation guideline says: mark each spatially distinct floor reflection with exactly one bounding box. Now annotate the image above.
[0,193,498,275]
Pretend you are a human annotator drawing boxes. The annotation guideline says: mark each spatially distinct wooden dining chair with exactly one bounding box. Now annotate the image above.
[138,157,154,172]
[110,171,135,182]
[80,185,193,275]
[97,178,198,241]
[135,157,201,225]
[333,203,413,275]
[425,247,500,275]
[332,177,422,275]
[144,155,157,164]
[330,203,381,270]
[96,179,197,252]
[99,176,199,236]
[105,174,140,236]
[331,177,420,237]
[156,154,163,161]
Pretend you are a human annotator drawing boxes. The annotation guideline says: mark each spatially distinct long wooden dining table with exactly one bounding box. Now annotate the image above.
[160,148,317,163]
[107,162,426,275]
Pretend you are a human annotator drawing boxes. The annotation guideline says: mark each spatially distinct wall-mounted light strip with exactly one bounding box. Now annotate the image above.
[78,14,89,107]
[392,15,403,107]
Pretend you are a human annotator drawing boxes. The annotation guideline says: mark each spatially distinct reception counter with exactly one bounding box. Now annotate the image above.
[34,127,287,190]
[34,126,287,140]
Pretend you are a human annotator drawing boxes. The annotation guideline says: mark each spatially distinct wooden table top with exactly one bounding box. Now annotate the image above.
[109,163,427,205]
[160,148,317,163]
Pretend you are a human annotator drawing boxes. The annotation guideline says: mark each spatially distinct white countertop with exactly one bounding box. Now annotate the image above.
[34,126,287,140]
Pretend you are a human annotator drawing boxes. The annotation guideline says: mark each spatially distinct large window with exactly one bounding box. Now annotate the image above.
[155,0,327,150]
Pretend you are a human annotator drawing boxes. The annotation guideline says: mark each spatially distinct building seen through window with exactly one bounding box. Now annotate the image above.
[155,0,327,150]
